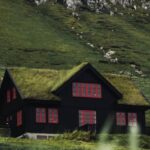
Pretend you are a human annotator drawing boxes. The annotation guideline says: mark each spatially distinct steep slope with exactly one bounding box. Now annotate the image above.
[0,0,102,69]
[0,0,149,70]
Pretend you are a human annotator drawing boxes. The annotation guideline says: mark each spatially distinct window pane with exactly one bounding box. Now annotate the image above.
[48,109,58,124]
[93,84,97,97]
[17,111,22,127]
[97,85,101,98]
[36,108,46,123]
[79,110,96,126]
[79,83,82,97]
[116,112,126,126]
[128,113,137,127]
[83,84,86,96]
[72,83,102,99]
[87,84,90,97]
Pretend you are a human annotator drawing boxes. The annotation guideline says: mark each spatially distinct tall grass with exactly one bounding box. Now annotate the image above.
[0,130,150,150]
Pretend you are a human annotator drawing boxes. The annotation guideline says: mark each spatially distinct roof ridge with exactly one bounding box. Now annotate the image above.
[51,62,89,91]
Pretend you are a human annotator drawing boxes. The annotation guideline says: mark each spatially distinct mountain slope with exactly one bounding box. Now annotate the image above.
[0,0,149,70]
[0,0,101,69]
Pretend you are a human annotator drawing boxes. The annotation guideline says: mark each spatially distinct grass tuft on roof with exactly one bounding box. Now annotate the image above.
[8,62,88,100]
[105,74,149,106]
[51,62,89,91]
[7,63,149,106]
[9,67,60,100]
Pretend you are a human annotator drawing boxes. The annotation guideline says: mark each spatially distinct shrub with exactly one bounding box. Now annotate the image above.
[53,130,96,142]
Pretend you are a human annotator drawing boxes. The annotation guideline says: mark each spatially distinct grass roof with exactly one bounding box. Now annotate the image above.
[7,63,149,106]
[105,74,149,106]
[8,62,88,100]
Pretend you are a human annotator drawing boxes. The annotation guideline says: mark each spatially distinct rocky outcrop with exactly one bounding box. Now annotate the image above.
[62,0,150,11]
[30,0,150,12]
[64,0,82,10]
[28,0,48,5]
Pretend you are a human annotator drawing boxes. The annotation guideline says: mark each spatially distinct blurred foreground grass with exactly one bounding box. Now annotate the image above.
[0,132,150,150]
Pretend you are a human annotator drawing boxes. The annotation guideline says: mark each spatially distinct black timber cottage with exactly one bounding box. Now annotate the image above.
[0,62,149,138]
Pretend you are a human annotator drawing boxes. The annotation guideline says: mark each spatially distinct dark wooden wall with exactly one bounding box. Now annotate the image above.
[0,71,25,137]
[112,105,147,133]
[23,101,61,134]
[55,68,147,133]
[57,68,118,107]
[55,68,118,132]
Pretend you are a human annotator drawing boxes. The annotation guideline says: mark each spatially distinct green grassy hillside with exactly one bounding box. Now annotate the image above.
[0,0,100,69]
[0,0,149,72]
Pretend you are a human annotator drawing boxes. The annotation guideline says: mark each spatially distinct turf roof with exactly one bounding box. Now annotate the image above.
[7,63,149,106]
[105,74,149,106]
[8,62,88,100]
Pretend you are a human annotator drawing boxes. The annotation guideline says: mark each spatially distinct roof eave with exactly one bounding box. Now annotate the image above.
[23,98,61,103]
[116,104,150,110]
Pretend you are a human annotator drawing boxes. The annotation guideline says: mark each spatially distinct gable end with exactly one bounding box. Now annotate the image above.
[53,63,122,99]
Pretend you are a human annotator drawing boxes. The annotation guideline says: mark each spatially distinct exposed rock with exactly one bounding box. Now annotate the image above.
[133,5,137,10]
[142,1,150,10]
[119,12,124,16]
[71,26,75,30]
[64,0,82,10]
[79,35,83,39]
[30,0,150,12]
[135,69,143,75]
[34,0,47,6]
[131,64,136,68]
[104,50,115,59]
[110,58,118,63]
[103,49,119,63]
[100,46,104,50]
[61,0,150,11]
[86,42,95,48]
[72,12,80,20]
[110,11,114,16]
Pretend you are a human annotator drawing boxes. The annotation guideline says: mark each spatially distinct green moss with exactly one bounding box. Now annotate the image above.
[9,62,88,100]
[51,62,89,91]
[6,63,149,106]
[105,74,149,106]
[10,67,61,100]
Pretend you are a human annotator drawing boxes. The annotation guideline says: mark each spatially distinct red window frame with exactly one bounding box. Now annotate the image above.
[116,112,126,126]
[17,111,22,127]
[48,109,58,124]
[72,82,102,98]
[6,90,11,103]
[12,87,17,100]
[128,113,137,127]
[36,108,46,123]
[79,110,96,127]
